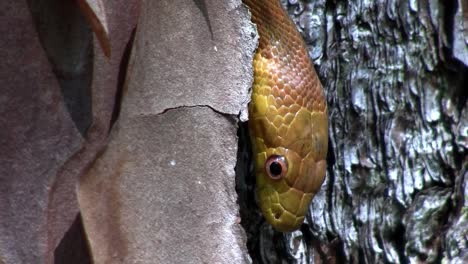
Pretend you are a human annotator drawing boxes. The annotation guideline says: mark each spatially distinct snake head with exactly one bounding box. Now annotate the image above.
[253,145,327,232]
[244,0,328,232]
[250,108,328,232]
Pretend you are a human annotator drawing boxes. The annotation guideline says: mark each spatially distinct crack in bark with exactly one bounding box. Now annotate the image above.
[155,104,239,118]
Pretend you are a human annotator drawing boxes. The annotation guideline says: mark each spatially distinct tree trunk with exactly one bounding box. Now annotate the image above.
[239,0,467,263]
[1,0,466,263]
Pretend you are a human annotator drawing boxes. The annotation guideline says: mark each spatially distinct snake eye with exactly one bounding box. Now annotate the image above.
[265,155,287,180]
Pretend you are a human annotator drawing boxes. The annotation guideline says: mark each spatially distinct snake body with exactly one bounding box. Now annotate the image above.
[244,0,328,232]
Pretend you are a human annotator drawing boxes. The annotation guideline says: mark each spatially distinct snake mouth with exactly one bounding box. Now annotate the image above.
[257,186,307,232]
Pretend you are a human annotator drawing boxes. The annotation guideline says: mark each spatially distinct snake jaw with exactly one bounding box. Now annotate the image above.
[256,180,308,232]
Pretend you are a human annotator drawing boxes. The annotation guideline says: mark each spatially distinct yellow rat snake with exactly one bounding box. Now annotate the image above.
[244,0,328,232]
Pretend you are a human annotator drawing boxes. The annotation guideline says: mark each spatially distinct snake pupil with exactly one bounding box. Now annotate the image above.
[269,162,282,176]
[265,155,287,180]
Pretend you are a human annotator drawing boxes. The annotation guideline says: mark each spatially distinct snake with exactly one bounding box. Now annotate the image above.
[244,0,328,232]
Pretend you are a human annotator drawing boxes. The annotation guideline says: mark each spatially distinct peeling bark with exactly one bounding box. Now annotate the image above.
[78,0,255,263]
[1,0,138,263]
[0,2,82,262]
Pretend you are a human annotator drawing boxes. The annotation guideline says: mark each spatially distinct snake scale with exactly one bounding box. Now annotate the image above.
[244,0,328,232]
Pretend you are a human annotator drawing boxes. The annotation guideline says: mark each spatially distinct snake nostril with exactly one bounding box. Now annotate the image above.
[274,211,281,220]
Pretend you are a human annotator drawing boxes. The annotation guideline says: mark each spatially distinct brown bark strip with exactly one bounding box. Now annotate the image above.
[77,0,111,58]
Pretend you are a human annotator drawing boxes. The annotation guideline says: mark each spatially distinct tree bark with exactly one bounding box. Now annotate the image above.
[1,0,466,263]
[1,0,254,263]
[78,1,254,262]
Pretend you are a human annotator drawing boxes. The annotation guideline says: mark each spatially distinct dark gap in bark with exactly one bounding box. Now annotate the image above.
[442,0,458,59]
[438,0,468,138]
[418,252,428,262]
[453,167,467,214]
[236,121,292,263]
[333,237,348,264]
[326,149,336,209]
[448,63,468,115]
[451,167,467,220]
[54,213,92,264]
[327,0,341,45]
[434,240,444,264]
[26,0,93,136]
[449,75,468,176]
[391,221,407,264]
[323,0,337,63]
[327,136,336,167]
[428,177,452,189]
[300,224,313,262]
[235,121,262,262]
[358,246,366,264]
[110,27,137,130]
[441,61,467,177]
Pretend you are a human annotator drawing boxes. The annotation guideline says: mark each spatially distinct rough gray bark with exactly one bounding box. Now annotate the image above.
[239,0,467,263]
